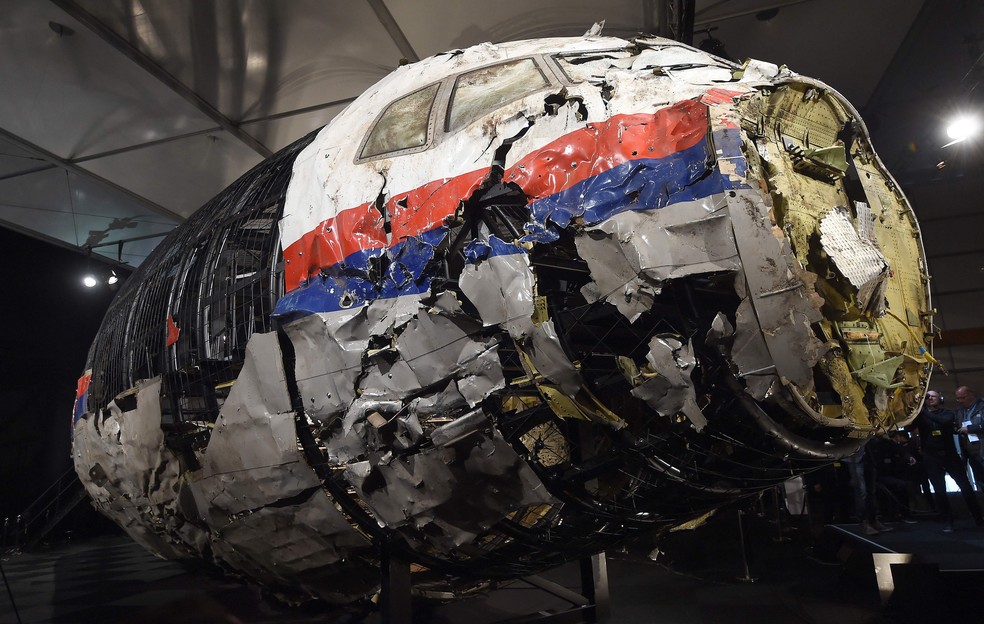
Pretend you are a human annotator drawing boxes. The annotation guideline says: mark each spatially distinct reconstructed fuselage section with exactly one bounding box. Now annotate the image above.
[72,36,933,603]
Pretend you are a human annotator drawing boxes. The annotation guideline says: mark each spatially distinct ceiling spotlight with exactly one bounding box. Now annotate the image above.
[945,114,980,143]
[108,271,119,285]
[83,275,98,288]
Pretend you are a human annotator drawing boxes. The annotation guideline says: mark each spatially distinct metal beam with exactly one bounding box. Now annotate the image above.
[654,0,696,45]
[367,0,420,63]
[0,163,57,183]
[87,231,173,250]
[0,126,185,224]
[0,92,360,186]
[239,95,360,126]
[0,215,138,271]
[49,0,273,159]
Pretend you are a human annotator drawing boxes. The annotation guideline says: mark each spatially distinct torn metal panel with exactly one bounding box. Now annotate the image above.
[705,311,735,356]
[576,197,740,322]
[734,306,780,399]
[325,399,404,463]
[358,357,427,401]
[430,408,488,446]
[283,308,368,422]
[724,185,825,389]
[209,489,376,604]
[395,308,492,386]
[630,45,721,71]
[819,205,890,315]
[409,380,468,420]
[576,227,658,323]
[458,237,536,339]
[356,304,506,407]
[503,98,598,169]
[118,378,181,505]
[455,342,507,407]
[346,429,555,553]
[71,381,196,560]
[527,320,583,397]
[195,332,321,517]
[366,292,426,337]
[630,336,707,431]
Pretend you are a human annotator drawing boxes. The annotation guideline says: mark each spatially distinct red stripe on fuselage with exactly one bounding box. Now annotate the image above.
[388,171,488,243]
[284,202,388,290]
[505,100,707,201]
[76,371,91,400]
[282,100,708,291]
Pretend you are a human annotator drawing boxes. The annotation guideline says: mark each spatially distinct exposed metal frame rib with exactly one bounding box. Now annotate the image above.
[49,0,273,159]
[366,0,420,63]
[239,96,360,126]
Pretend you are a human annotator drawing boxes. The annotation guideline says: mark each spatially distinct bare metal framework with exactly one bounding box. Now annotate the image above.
[85,130,315,457]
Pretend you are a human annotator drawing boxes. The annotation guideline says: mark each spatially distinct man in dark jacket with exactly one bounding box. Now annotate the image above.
[869,433,917,523]
[911,390,984,532]
[955,386,984,487]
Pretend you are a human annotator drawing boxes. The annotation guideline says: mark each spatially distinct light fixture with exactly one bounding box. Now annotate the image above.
[83,274,98,288]
[944,114,981,144]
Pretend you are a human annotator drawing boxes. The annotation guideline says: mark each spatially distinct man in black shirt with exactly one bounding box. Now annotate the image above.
[911,390,984,532]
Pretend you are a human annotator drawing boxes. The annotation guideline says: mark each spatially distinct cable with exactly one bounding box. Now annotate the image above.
[882,307,941,367]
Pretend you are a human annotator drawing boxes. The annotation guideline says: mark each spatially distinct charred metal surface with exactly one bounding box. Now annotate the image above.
[73,34,932,608]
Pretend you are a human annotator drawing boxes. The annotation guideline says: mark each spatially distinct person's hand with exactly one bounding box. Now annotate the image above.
[960,426,969,434]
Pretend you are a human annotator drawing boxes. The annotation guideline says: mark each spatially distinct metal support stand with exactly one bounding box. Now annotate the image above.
[505,553,609,623]
[379,547,413,624]
[772,484,791,543]
[376,549,611,624]
[736,509,758,583]
[580,552,610,623]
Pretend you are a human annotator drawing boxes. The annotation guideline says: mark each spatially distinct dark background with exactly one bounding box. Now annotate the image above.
[0,227,128,522]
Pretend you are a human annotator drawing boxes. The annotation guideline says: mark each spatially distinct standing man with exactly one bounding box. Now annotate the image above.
[956,386,984,488]
[911,390,984,532]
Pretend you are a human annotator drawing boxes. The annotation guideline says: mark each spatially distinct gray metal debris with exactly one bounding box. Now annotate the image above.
[630,336,707,431]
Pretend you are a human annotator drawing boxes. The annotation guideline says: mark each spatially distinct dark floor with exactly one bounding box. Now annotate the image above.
[3,500,982,624]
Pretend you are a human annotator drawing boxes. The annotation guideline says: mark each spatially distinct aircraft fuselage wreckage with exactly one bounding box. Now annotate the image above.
[72,35,932,604]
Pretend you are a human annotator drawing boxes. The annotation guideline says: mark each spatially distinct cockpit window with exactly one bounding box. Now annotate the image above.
[360,83,440,159]
[446,58,550,132]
